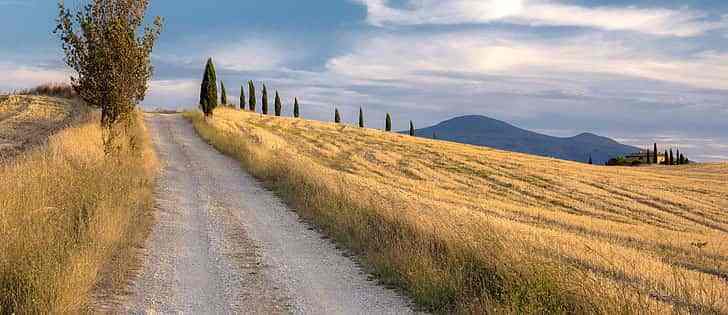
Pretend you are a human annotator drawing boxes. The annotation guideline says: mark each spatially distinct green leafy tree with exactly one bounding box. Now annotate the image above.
[248,81,256,112]
[56,0,163,128]
[220,81,228,105]
[334,108,341,123]
[409,121,415,136]
[199,58,218,116]
[239,85,246,110]
[293,98,300,118]
[385,113,392,132]
[274,91,282,116]
[358,107,364,128]
[261,84,268,114]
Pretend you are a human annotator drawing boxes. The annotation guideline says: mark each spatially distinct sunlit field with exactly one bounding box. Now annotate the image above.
[0,96,158,313]
[0,95,86,160]
[189,107,728,314]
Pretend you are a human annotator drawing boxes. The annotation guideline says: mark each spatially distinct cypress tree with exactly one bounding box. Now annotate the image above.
[669,149,674,165]
[358,107,364,128]
[261,84,268,114]
[433,132,437,140]
[334,108,341,123]
[220,81,227,105]
[199,58,218,116]
[653,143,658,164]
[385,113,392,132]
[588,154,593,165]
[646,149,651,164]
[274,91,282,116]
[664,150,669,165]
[293,98,300,118]
[239,85,246,110]
[409,121,415,136]
[248,81,256,112]
[676,149,681,165]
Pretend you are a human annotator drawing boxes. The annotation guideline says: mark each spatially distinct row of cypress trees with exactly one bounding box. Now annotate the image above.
[647,143,689,165]
[201,58,418,135]
[332,107,415,135]
[200,58,301,118]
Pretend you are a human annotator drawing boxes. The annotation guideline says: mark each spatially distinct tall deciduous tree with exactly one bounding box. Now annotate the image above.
[274,91,282,116]
[239,85,245,110]
[248,81,256,112]
[220,81,227,105]
[261,84,268,114]
[334,108,341,123]
[358,107,364,128]
[56,0,163,128]
[409,121,415,136]
[385,113,392,132]
[293,98,300,118]
[199,58,218,117]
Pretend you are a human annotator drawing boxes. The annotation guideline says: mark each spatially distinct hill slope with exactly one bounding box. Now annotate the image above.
[0,95,85,160]
[412,115,639,164]
[190,108,728,313]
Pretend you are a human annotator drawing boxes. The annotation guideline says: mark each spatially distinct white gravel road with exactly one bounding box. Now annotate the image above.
[109,114,417,314]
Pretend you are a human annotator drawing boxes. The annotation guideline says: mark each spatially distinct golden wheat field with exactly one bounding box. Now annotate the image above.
[190,107,728,314]
[0,95,86,160]
[0,96,157,313]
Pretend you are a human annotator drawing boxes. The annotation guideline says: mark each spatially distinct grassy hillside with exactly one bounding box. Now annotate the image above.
[189,108,728,314]
[0,95,87,160]
[0,96,158,313]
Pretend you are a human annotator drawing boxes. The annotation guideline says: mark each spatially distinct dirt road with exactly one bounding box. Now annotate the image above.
[109,114,416,314]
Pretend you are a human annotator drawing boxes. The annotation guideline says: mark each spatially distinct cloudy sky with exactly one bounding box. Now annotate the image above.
[2,0,728,161]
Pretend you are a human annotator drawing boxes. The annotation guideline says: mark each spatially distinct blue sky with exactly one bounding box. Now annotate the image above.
[2,0,728,161]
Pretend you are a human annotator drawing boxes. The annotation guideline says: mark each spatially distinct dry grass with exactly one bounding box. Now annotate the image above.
[0,95,88,160]
[14,83,78,99]
[0,99,158,313]
[188,107,728,314]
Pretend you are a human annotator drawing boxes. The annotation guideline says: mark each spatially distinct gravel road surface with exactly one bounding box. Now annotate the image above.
[108,114,416,314]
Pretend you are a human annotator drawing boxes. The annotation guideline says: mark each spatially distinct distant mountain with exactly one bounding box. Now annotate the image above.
[410,115,639,164]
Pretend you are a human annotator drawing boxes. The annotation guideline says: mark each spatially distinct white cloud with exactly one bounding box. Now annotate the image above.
[0,63,69,91]
[144,79,199,108]
[212,38,293,71]
[326,31,728,90]
[355,0,728,37]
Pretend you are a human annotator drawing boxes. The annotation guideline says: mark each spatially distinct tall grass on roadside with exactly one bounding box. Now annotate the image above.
[185,109,671,314]
[0,111,158,313]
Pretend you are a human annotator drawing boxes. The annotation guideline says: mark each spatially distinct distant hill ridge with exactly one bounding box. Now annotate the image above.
[411,115,639,164]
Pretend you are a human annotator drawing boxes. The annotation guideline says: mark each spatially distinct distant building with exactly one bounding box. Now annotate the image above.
[624,150,666,164]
